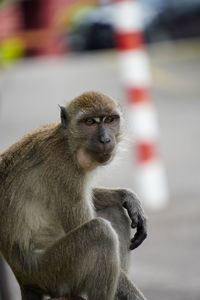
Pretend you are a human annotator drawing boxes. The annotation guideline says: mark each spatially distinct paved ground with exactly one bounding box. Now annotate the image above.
[0,39,200,300]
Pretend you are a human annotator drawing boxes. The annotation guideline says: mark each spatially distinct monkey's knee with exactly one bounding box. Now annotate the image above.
[88,219,120,299]
[88,218,120,275]
[90,218,120,250]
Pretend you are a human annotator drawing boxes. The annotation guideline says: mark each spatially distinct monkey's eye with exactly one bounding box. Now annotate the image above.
[104,116,115,123]
[85,118,96,126]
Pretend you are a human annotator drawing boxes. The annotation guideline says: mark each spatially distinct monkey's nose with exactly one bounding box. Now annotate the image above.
[99,136,111,144]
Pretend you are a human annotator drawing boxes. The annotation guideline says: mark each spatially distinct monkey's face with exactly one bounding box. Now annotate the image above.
[63,92,122,170]
[77,113,120,168]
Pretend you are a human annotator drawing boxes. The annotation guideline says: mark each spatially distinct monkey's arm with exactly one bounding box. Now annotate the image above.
[92,187,147,250]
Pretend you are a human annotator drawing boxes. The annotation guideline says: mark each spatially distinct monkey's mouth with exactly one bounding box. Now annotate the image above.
[91,151,112,164]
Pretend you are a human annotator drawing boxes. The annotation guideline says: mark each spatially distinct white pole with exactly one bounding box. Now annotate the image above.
[113,0,169,210]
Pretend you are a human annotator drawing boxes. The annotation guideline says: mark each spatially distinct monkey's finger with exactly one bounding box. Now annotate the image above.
[130,239,142,250]
[130,229,147,250]
[130,217,147,250]
[128,210,138,228]
[131,215,138,229]
[125,206,138,228]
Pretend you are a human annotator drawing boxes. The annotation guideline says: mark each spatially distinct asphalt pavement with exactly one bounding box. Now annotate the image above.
[0,39,200,300]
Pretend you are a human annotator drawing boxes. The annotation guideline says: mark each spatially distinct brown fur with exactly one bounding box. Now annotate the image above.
[0,91,146,300]
[66,91,120,115]
[0,92,120,299]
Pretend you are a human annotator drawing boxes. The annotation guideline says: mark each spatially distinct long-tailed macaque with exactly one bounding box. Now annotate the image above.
[0,91,147,300]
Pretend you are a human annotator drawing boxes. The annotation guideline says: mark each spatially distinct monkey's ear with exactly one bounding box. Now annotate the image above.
[59,105,67,129]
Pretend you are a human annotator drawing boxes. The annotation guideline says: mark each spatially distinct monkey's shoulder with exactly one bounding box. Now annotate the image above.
[0,123,63,169]
[2,123,60,152]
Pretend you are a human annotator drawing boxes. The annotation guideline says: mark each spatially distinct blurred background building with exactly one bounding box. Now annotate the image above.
[0,0,200,299]
[1,0,200,61]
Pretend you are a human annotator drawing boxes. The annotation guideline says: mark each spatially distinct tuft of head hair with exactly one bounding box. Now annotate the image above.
[66,91,121,117]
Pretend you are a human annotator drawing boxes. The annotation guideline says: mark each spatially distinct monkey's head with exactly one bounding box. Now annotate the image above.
[60,91,123,170]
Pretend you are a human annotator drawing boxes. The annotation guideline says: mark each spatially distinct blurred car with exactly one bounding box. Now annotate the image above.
[67,5,115,51]
[67,1,200,51]
[146,2,200,42]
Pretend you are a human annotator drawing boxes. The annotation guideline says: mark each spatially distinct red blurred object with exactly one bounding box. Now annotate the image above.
[0,0,71,58]
[127,87,151,103]
[21,0,67,56]
[136,142,157,163]
[115,32,144,51]
[0,3,22,41]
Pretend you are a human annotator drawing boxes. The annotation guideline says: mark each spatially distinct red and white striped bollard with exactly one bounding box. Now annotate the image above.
[113,0,169,210]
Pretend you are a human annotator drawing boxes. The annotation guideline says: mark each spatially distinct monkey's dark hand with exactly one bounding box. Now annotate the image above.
[122,190,147,250]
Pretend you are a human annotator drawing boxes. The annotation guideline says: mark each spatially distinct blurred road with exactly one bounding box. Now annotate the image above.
[0,39,200,300]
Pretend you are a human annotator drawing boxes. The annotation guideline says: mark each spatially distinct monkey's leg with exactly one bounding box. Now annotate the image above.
[36,218,120,300]
[96,205,131,271]
[116,271,146,300]
[97,206,146,300]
